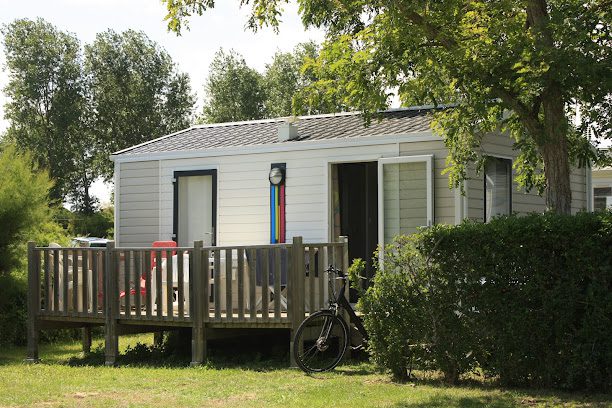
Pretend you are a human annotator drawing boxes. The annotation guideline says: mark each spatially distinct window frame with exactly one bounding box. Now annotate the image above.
[483,156,513,222]
[593,185,612,211]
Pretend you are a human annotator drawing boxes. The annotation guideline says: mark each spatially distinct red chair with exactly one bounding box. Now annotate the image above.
[151,240,177,267]
[120,240,177,299]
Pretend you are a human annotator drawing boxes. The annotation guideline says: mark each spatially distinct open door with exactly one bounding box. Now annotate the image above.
[378,155,433,249]
[173,170,217,246]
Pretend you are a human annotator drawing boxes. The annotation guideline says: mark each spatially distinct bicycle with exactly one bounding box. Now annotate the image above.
[292,265,368,373]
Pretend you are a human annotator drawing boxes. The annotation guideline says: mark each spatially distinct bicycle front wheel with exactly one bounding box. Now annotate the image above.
[293,310,349,373]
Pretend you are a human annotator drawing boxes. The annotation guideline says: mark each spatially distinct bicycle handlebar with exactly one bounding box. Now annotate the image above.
[325,265,346,279]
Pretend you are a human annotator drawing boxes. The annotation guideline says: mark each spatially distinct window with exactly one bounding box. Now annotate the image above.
[484,157,512,222]
[594,186,612,211]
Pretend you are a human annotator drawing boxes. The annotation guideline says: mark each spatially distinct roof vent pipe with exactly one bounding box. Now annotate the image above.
[278,117,299,142]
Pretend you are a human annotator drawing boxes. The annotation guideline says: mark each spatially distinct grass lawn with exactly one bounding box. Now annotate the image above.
[0,335,609,407]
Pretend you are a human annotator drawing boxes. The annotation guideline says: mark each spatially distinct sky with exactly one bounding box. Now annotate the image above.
[0,0,325,206]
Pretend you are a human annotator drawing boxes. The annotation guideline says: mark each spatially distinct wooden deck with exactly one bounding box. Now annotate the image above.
[26,236,349,367]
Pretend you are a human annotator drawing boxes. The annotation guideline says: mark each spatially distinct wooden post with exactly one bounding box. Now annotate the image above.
[289,236,305,367]
[82,327,92,354]
[339,236,351,362]
[104,241,118,366]
[26,241,40,363]
[191,240,206,366]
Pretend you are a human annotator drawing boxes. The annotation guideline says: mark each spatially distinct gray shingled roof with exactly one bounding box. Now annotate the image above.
[114,107,435,156]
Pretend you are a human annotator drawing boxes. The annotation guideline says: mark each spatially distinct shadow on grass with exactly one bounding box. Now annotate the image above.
[385,375,612,408]
[392,394,516,408]
[67,334,295,372]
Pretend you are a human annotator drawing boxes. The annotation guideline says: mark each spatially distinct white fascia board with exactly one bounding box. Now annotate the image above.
[111,132,441,163]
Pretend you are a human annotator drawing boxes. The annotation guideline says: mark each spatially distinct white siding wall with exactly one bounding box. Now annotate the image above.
[158,144,401,246]
[118,160,160,246]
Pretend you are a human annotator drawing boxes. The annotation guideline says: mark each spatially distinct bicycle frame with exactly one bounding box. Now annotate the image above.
[327,267,368,342]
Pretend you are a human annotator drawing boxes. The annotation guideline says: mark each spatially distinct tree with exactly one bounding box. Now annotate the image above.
[265,41,347,116]
[200,49,267,123]
[85,29,195,180]
[0,144,64,273]
[162,0,611,214]
[202,44,344,123]
[1,18,86,205]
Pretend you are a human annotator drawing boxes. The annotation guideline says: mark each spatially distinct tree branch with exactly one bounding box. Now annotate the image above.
[394,3,544,137]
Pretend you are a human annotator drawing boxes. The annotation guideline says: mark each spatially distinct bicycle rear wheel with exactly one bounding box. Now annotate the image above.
[293,310,349,373]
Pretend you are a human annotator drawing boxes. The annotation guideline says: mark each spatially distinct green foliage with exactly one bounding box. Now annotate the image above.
[264,41,344,117]
[0,274,27,346]
[85,29,195,180]
[347,258,366,296]
[361,212,612,390]
[200,49,267,123]
[68,207,114,238]
[0,144,68,273]
[1,19,195,208]
[201,44,341,123]
[0,144,71,346]
[161,0,612,213]
[1,18,86,204]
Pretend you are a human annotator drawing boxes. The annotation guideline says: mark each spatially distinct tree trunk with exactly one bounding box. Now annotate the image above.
[526,0,573,215]
[540,86,572,215]
[83,176,93,214]
[541,141,572,214]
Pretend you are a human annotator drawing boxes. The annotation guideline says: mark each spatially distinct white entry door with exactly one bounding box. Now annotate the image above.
[377,155,434,248]
[175,171,216,247]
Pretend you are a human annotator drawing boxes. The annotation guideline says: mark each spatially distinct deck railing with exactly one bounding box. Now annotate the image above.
[27,236,349,366]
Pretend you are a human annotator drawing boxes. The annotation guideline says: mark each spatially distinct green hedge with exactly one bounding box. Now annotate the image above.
[360,211,612,391]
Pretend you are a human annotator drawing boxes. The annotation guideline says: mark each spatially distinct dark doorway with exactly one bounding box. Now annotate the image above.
[334,162,378,301]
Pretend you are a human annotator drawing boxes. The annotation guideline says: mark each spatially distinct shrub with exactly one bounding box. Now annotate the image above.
[68,207,114,238]
[0,274,27,346]
[360,211,612,391]
[0,144,60,273]
[0,144,71,345]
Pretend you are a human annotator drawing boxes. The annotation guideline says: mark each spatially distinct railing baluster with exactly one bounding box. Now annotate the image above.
[274,247,281,320]
[82,249,88,315]
[237,248,244,321]
[72,249,78,313]
[309,246,315,315]
[225,249,232,321]
[286,247,292,321]
[188,251,194,318]
[262,248,269,320]
[92,251,98,315]
[156,251,162,318]
[167,250,173,318]
[177,250,184,319]
[202,249,210,322]
[214,250,221,320]
[124,251,131,317]
[43,250,50,312]
[62,250,69,315]
[134,251,141,318]
[145,250,152,318]
[318,246,325,310]
[101,250,106,315]
[248,248,256,319]
[52,249,59,314]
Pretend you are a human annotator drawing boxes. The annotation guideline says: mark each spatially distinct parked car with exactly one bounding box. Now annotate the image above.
[71,237,110,248]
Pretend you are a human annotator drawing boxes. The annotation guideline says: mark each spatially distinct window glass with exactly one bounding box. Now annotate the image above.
[594,187,612,211]
[484,158,512,222]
